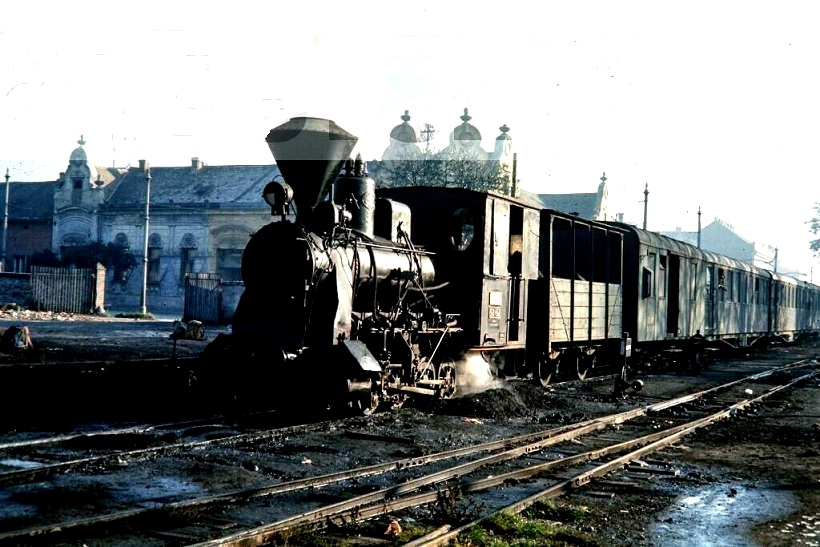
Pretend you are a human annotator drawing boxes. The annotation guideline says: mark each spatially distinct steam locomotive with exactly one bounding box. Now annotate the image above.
[206,117,463,413]
[200,116,820,412]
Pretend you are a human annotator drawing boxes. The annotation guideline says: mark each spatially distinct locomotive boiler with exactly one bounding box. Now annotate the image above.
[207,117,461,412]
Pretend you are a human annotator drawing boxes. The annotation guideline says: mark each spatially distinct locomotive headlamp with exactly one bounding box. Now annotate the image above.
[263,180,294,216]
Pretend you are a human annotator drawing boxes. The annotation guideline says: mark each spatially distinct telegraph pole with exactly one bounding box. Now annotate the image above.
[643,183,649,230]
[1,168,9,270]
[140,167,152,315]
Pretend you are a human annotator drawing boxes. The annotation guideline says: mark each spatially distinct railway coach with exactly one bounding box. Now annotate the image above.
[612,223,820,367]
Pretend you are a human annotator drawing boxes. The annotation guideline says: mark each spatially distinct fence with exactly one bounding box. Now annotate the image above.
[30,265,105,314]
[184,273,222,323]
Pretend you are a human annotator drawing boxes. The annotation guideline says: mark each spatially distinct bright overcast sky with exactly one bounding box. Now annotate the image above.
[1,1,819,278]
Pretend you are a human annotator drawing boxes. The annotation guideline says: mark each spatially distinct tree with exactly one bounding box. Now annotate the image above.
[811,202,820,257]
[33,242,137,281]
[375,138,512,194]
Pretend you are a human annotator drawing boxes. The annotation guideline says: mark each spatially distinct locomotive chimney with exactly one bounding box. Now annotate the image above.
[265,117,358,216]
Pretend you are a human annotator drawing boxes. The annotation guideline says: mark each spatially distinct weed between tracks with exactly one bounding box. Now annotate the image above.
[454,500,599,547]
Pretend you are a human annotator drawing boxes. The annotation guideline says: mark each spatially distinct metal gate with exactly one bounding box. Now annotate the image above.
[184,273,222,323]
[30,266,98,314]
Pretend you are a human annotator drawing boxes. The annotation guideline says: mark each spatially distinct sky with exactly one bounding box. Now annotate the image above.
[1,1,819,279]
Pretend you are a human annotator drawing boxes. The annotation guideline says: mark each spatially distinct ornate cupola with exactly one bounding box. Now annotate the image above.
[389,110,420,144]
[61,135,98,191]
[453,108,482,142]
[382,110,422,161]
[442,108,486,161]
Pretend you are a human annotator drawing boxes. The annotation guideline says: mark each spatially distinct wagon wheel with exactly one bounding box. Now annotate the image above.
[537,355,559,386]
[415,357,437,385]
[576,353,595,381]
[438,360,457,399]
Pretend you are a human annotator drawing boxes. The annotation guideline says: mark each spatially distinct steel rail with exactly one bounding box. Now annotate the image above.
[1,359,813,544]
[0,414,247,451]
[412,369,820,546]
[0,418,337,486]
[0,409,645,543]
[187,361,817,546]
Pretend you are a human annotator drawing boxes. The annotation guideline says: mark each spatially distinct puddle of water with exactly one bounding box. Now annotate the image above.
[650,484,797,546]
[0,458,43,469]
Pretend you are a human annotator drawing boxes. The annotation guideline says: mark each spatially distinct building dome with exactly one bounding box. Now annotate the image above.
[389,110,420,144]
[452,108,482,142]
[382,110,423,161]
[66,135,98,181]
[70,136,88,166]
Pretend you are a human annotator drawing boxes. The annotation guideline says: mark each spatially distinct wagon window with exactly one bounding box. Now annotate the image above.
[574,224,591,282]
[642,252,656,299]
[449,208,474,252]
[508,206,523,276]
[592,228,607,283]
[608,233,622,284]
[739,272,748,303]
[706,267,714,302]
[642,267,653,298]
[717,268,726,301]
[552,217,573,279]
[658,255,667,298]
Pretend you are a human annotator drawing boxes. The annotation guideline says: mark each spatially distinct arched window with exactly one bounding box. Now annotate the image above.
[114,233,129,249]
[212,225,252,281]
[180,233,197,282]
[148,233,162,284]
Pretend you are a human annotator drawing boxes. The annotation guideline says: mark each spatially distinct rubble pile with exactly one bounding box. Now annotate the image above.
[0,304,84,322]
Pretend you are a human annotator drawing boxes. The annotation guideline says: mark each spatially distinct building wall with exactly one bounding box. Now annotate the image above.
[6,222,52,272]
[700,222,755,263]
[98,208,270,315]
[0,273,33,306]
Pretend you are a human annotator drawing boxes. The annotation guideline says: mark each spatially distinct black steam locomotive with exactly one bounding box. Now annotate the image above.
[207,117,463,413]
[202,116,820,412]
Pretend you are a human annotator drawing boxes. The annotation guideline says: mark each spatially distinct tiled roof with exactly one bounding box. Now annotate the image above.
[531,191,601,219]
[0,181,57,221]
[104,164,280,209]
[660,229,698,246]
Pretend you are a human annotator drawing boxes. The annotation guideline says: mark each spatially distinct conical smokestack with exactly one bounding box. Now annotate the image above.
[265,117,358,215]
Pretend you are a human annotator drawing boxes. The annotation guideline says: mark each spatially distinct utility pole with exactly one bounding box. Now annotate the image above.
[511,152,518,197]
[697,206,702,249]
[643,183,649,230]
[1,168,9,271]
[140,167,152,315]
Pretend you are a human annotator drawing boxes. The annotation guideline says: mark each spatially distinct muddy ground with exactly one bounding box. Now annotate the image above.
[0,312,818,546]
[430,343,820,547]
[0,311,225,362]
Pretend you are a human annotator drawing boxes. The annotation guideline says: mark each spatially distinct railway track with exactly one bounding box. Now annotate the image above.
[0,355,815,546]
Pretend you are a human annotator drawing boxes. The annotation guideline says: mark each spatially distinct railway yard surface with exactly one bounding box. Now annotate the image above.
[0,313,817,546]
